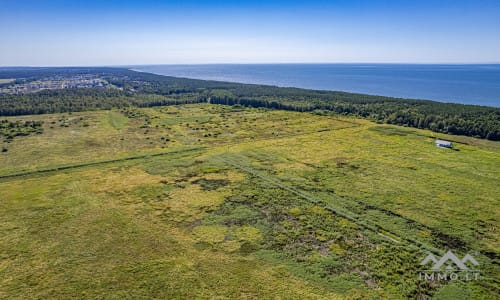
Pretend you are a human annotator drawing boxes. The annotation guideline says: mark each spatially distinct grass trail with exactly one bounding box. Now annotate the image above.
[215,153,442,255]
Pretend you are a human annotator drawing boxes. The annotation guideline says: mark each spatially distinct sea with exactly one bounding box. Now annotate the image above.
[132,64,500,107]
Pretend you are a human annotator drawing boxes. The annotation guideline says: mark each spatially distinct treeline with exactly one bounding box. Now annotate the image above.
[208,96,499,140]
[0,88,205,116]
[0,88,129,115]
[0,67,498,140]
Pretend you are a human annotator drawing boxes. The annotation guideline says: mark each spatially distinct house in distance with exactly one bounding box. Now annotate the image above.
[435,139,453,148]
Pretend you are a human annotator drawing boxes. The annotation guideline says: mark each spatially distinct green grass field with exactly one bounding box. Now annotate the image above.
[1,104,498,299]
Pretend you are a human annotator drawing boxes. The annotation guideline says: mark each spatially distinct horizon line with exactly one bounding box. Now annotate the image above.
[2,62,500,68]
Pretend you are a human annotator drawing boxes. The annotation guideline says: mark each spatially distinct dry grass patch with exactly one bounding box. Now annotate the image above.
[164,185,228,222]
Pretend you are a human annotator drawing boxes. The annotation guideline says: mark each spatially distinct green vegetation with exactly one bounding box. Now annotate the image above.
[0,119,43,137]
[0,119,43,148]
[106,111,129,130]
[1,67,499,140]
[0,104,498,299]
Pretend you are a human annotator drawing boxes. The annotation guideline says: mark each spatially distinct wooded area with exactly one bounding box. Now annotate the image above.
[0,67,498,140]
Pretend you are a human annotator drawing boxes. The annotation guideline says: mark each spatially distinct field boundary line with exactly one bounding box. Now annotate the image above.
[0,147,205,180]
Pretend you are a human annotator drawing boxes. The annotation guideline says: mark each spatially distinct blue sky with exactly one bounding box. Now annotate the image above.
[1,0,499,66]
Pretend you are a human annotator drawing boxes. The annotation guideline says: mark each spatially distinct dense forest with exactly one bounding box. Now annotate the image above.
[0,67,498,140]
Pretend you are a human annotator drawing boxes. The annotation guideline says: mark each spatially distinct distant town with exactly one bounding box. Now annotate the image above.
[0,74,111,94]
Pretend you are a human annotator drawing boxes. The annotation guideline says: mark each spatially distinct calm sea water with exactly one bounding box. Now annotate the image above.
[133,64,500,107]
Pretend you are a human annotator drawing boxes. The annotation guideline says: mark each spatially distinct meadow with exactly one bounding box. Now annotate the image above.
[0,104,498,299]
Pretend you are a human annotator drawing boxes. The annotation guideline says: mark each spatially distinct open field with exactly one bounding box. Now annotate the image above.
[1,104,499,299]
